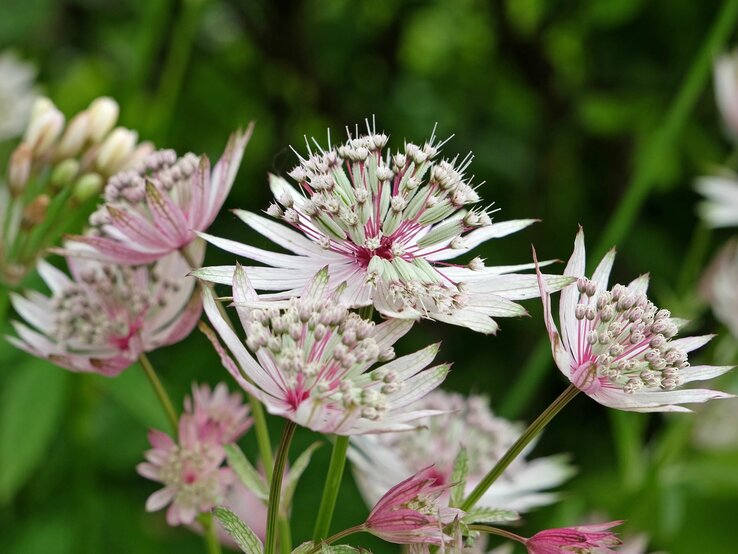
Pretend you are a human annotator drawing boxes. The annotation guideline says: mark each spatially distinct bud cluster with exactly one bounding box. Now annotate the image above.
[1,96,151,285]
[572,277,687,394]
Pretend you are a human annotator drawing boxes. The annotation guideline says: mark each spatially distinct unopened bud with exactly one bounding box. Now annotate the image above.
[8,143,33,196]
[24,99,65,156]
[86,97,119,142]
[121,141,155,171]
[50,159,81,189]
[22,194,50,227]
[55,111,90,159]
[73,172,104,203]
[96,127,138,175]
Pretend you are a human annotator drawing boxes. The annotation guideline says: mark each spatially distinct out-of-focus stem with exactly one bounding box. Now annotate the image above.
[139,353,179,433]
[198,512,223,554]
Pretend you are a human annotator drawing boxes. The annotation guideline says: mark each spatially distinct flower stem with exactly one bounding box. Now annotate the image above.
[306,525,366,554]
[197,512,222,554]
[139,353,178,434]
[312,435,350,541]
[265,421,296,554]
[468,524,526,545]
[460,384,579,511]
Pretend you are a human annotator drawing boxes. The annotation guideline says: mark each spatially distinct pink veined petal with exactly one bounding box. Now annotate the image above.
[679,364,734,383]
[590,248,616,291]
[559,229,586,358]
[106,204,171,250]
[372,343,441,381]
[37,259,72,293]
[447,273,573,300]
[232,263,259,327]
[153,293,203,347]
[145,181,191,246]
[9,292,54,334]
[148,428,175,449]
[145,486,176,512]
[205,127,252,225]
[64,235,163,264]
[372,319,414,351]
[188,155,209,230]
[385,364,451,408]
[136,462,161,480]
[432,310,500,335]
[667,334,715,353]
[191,265,236,285]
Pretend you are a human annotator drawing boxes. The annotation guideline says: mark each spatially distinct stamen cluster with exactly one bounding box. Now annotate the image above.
[572,277,686,394]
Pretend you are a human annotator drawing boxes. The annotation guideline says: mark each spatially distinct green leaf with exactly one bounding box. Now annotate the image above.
[224,443,269,501]
[290,544,366,554]
[463,507,520,525]
[213,506,264,554]
[281,441,322,514]
[0,359,68,503]
[449,446,468,508]
[291,542,314,554]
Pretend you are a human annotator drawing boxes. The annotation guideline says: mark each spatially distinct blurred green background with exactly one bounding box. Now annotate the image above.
[2,0,738,552]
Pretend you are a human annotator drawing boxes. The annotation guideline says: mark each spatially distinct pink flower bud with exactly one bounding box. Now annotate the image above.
[524,521,623,553]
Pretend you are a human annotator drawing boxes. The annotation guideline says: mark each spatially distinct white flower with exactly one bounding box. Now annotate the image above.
[350,390,573,514]
[535,229,734,412]
[193,124,572,334]
[0,51,36,142]
[700,239,738,338]
[714,50,738,139]
[695,174,738,228]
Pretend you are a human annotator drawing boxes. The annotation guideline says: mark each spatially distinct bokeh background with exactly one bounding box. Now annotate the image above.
[2,0,738,552]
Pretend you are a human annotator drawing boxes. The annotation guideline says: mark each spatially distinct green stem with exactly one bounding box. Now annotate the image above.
[139,353,179,434]
[278,517,292,554]
[312,435,350,541]
[198,512,223,554]
[595,0,738,259]
[468,524,526,545]
[265,421,296,554]
[461,384,579,511]
[306,525,367,554]
[147,0,207,140]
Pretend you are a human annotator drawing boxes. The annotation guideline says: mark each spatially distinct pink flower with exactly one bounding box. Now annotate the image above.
[184,382,252,444]
[193,125,572,334]
[201,265,450,434]
[137,415,233,526]
[64,126,252,265]
[524,521,622,554]
[364,466,462,546]
[8,249,202,376]
[535,229,734,412]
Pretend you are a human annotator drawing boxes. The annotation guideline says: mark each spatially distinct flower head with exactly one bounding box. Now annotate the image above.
[524,521,622,554]
[138,415,233,526]
[0,50,36,142]
[9,248,202,376]
[193,123,572,334]
[351,390,573,513]
[201,266,450,434]
[64,126,253,265]
[535,229,734,412]
[364,466,463,546]
[184,382,252,444]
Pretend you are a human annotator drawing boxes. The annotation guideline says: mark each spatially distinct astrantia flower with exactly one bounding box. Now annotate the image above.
[695,174,738,228]
[351,390,573,513]
[536,229,734,412]
[201,266,450,434]
[193,125,572,334]
[700,239,738,339]
[524,521,622,554]
[64,126,253,265]
[0,50,36,142]
[184,382,252,445]
[138,415,233,526]
[8,249,202,376]
[363,466,462,546]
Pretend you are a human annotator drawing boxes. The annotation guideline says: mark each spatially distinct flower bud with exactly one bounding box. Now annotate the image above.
[87,97,119,142]
[55,111,90,159]
[73,172,104,203]
[24,98,65,156]
[50,159,81,189]
[22,194,50,227]
[8,143,33,196]
[96,127,138,175]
